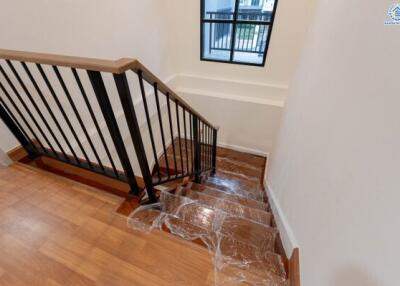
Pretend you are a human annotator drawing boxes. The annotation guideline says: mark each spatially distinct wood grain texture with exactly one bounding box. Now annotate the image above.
[7,145,28,162]
[33,156,141,197]
[0,163,214,285]
[0,49,135,74]
[0,49,216,128]
[289,248,300,286]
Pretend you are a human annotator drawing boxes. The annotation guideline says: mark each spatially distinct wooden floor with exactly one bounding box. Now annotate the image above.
[0,163,214,286]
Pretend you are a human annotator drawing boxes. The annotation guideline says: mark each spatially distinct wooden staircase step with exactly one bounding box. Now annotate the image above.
[160,192,278,253]
[164,215,288,285]
[215,156,264,182]
[216,146,266,170]
[188,182,270,212]
[177,188,272,226]
[127,194,288,285]
[205,174,266,201]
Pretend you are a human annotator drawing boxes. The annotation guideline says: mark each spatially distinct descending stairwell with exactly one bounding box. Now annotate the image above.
[0,50,295,285]
[128,144,289,286]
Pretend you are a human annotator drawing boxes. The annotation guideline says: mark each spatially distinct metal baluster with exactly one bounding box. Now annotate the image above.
[212,128,218,176]
[36,64,82,165]
[6,61,62,158]
[72,68,116,176]
[113,72,155,200]
[189,112,194,174]
[250,24,255,52]
[205,123,209,170]
[207,125,210,170]
[137,71,161,181]
[192,115,200,183]
[22,62,73,162]
[183,107,189,175]
[166,93,178,178]
[214,22,218,51]
[0,96,37,158]
[176,102,184,176]
[205,123,208,170]
[201,121,204,171]
[153,83,170,179]
[58,69,103,166]
[0,82,41,153]
[0,65,48,153]
[246,24,251,52]
[0,96,33,149]
[88,71,141,195]
[209,14,213,54]
[209,126,212,170]
[53,66,94,166]
[259,25,266,53]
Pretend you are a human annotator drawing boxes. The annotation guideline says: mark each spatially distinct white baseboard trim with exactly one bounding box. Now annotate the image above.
[265,181,299,258]
[218,142,268,157]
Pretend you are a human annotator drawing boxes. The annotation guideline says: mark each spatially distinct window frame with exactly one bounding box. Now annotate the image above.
[200,0,279,67]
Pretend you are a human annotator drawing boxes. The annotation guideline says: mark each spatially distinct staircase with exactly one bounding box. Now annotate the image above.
[0,49,297,285]
[129,146,289,286]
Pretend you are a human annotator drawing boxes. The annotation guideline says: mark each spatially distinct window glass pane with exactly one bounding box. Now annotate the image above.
[238,0,276,21]
[233,24,269,64]
[203,22,233,61]
[204,0,236,20]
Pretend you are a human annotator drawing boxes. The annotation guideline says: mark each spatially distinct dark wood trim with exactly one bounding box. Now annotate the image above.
[6,145,143,198]
[0,48,218,129]
[289,248,300,286]
[32,156,144,198]
[7,145,28,162]
[0,48,135,74]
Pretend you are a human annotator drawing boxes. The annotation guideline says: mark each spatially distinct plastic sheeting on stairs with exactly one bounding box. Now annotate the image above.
[127,191,288,286]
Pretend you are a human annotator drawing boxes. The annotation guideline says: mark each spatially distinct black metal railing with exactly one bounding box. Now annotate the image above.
[207,11,271,54]
[0,49,218,203]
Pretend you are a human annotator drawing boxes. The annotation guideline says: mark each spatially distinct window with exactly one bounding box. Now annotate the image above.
[201,0,278,66]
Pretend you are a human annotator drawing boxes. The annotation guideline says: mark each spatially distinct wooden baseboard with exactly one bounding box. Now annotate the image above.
[289,248,300,286]
[7,145,28,162]
[6,145,145,198]
[34,156,144,198]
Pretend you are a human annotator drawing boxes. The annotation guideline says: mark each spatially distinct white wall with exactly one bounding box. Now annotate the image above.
[168,0,316,86]
[0,147,12,166]
[267,1,400,285]
[0,0,172,77]
[166,0,316,154]
[0,0,315,157]
[0,0,175,153]
[0,121,18,151]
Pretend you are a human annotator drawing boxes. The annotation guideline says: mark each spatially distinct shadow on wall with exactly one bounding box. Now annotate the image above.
[331,266,381,286]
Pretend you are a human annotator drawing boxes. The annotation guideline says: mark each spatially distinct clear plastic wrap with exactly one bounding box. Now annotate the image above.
[206,175,266,201]
[127,191,288,286]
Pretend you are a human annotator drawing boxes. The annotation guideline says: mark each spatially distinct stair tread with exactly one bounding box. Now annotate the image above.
[128,201,288,284]
[205,174,266,201]
[178,187,272,226]
[165,215,288,285]
[189,182,270,212]
[142,143,289,285]
[161,192,277,252]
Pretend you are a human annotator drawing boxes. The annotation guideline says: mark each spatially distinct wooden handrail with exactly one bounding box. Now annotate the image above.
[0,49,136,73]
[0,49,217,129]
[132,61,217,129]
